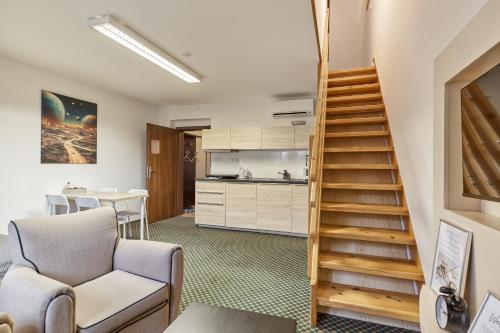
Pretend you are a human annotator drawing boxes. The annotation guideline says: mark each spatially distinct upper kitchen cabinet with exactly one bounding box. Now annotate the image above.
[230,127,261,150]
[202,128,230,150]
[293,126,313,149]
[261,126,294,149]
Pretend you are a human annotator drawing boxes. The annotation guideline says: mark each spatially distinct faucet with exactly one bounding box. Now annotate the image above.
[278,169,291,180]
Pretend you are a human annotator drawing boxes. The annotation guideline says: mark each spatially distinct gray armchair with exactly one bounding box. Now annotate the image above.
[0,207,183,333]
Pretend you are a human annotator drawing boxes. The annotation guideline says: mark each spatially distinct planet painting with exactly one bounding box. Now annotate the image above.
[41,90,97,164]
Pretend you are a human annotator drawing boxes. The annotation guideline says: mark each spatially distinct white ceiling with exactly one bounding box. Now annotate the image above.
[0,0,318,106]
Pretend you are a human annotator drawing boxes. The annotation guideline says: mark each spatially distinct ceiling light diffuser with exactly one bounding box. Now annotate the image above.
[87,15,201,83]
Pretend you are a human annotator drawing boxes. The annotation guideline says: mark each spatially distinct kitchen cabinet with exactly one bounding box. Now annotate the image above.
[291,184,308,233]
[195,181,225,226]
[257,184,292,232]
[294,126,314,149]
[261,127,294,149]
[201,129,230,150]
[225,183,257,229]
[230,127,261,150]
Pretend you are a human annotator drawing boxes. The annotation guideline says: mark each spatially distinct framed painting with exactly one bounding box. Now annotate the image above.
[41,90,97,164]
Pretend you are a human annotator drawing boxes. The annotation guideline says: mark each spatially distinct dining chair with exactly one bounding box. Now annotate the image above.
[75,196,100,212]
[45,194,70,215]
[116,189,150,240]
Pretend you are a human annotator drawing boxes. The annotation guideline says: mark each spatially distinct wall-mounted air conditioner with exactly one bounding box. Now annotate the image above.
[270,99,314,118]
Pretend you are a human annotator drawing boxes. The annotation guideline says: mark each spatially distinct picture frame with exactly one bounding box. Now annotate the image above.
[430,219,472,297]
[468,291,500,333]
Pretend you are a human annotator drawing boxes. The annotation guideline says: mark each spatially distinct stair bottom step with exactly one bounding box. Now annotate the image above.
[317,282,419,323]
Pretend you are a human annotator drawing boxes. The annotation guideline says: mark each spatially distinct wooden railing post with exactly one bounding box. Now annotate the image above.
[308,6,329,327]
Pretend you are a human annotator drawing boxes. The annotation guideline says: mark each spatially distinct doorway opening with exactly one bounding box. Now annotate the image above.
[176,126,211,218]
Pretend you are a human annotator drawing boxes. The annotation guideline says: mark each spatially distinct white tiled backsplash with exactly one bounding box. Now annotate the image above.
[210,150,308,179]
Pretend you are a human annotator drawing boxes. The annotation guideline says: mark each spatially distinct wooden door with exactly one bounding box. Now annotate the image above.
[146,123,183,222]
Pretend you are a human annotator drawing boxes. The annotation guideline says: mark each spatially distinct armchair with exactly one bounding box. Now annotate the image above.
[0,207,183,333]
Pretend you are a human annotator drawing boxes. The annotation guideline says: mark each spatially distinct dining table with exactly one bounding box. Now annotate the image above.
[65,191,148,240]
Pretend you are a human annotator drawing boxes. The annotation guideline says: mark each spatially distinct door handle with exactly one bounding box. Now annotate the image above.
[147,166,156,179]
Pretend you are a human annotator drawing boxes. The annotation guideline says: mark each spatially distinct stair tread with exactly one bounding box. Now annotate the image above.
[325,130,390,138]
[322,182,403,191]
[327,83,380,96]
[317,282,420,322]
[319,225,416,245]
[323,146,394,153]
[323,163,398,170]
[328,74,378,86]
[329,66,376,77]
[327,93,382,104]
[321,202,409,216]
[326,103,385,114]
[318,251,424,281]
[325,116,386,125]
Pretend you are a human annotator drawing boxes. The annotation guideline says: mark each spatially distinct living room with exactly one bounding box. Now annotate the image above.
[1,1,500,333]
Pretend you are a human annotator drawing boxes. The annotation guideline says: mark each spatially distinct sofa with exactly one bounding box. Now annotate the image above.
[0,207,183,333]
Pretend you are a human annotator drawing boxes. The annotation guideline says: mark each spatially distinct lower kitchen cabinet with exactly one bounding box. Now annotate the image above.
[257,184,292,232]
[225,183,257,229]
[195,181,226,226]
[291,184,308,233]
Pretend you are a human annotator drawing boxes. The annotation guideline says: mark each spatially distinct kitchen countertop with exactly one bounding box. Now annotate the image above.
[196,178,308,185]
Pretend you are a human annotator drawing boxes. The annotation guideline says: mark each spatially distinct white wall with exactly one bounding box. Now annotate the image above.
[0,55,158,234]
[329,0,370,69]
[159,100,314,128]
[314,0,329,56]
[433,0,500,316]
[365,0,488,282]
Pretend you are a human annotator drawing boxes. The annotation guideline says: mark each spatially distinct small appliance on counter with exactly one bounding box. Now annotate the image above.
[303,154,309,180]
[238,167,252,179]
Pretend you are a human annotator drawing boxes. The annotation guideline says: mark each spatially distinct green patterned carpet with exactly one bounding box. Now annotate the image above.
[0,217,416,332]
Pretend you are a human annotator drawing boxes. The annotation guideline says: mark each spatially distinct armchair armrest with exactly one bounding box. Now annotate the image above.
[0,266,75,333]
[113,239,183,322]
[0,312,13,333]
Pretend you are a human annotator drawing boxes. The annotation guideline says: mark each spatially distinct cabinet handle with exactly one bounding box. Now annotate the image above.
[196,191,224,194]
[197,202,224,206]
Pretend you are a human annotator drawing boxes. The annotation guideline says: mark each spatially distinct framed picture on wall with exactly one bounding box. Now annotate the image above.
[41,90,97,164]
[468,291,500,333]
[430,220,472,297]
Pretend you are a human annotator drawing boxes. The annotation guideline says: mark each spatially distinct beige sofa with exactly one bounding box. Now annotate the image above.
[0,207,183,333]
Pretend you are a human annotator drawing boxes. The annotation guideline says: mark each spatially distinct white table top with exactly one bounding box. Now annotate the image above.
[65,191,147,203]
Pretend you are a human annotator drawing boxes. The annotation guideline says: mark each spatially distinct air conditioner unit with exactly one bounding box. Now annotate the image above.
[270,99,314,118]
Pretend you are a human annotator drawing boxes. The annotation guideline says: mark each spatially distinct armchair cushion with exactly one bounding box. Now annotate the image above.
[113,239,183,323]
[9,208,119,287]
[0,266,75,333]
[74,270,168,333]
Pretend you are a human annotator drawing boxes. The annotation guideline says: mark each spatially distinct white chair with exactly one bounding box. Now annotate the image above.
[75,196,100,212]
[96,187,131,238]
[46,194,70,215]
[116,189,150,240]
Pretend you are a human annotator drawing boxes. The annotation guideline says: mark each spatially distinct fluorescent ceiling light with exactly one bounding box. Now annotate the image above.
[87,15,201,83]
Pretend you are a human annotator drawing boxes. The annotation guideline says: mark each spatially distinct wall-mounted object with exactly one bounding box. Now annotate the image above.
[41,90,97,164]
[270,99,314,118]
[461,63,500,203]
[430,220,472,297]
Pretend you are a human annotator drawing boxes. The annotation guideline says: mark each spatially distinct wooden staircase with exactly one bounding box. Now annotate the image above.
[308,65,424,327]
